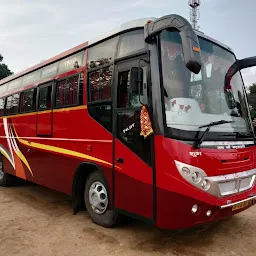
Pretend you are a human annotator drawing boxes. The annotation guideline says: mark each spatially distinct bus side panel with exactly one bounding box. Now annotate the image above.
[51,107,113,190]
[1,108,114,196]
[0,115,37,179]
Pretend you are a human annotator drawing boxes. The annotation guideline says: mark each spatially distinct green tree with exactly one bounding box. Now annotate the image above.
[0,54,13,80]
[247,83,256,120]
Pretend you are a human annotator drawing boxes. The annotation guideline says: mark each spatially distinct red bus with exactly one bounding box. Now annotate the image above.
[0,14,256,229]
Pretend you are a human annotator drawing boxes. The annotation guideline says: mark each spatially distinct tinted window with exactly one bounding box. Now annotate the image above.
[0,98,5,116]
[55,74,81,108]
[38,85,52,110]
[5,94,19,115]
[22,70,41,86]
[117,30,145,57]
[0,84,8,95]
[20,89,37,113]
[8,79,22,91]
[41,63,58,80]
[58,51,85,74]
[88,105,112,132]
[88,65,113,102]
[87,38,117,69]
[117,67,147,108]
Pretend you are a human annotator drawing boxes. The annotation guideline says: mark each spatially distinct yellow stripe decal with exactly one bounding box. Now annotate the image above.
[0,105,87,119]
[16,137,113,167]
[16,148,34,177]
[0,148,13,167]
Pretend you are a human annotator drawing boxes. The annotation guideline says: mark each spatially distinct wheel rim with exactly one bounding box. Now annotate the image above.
[88,181,108,214]
[0,162,4,179]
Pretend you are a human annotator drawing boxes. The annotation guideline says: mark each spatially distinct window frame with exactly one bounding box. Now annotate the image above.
[37,82,53,112]
[54,72,83,109]
[0,97,6,117]
[4,93,20,116]
[87,64,114,105]
[116,29,146,59]
[19,88,37,114]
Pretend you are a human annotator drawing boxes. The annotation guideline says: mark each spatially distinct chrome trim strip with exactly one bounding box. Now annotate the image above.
[201,141,254,146]
[220,195,256,209]
[208,168,256,183]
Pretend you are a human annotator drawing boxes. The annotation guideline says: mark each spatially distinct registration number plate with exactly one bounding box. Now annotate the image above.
[232,201,249,211]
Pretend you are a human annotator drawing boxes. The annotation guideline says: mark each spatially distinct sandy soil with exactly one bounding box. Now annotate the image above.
[0,183,255,256]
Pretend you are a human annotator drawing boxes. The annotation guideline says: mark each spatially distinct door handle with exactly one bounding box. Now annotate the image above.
[117,158,124,164]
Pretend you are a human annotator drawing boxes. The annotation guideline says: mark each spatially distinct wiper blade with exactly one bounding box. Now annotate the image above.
[193,120,235,149]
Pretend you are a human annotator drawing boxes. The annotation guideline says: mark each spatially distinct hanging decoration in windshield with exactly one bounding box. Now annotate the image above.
[161,42,184,61]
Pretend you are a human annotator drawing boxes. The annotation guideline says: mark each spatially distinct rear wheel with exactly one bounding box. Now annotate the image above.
[0,161,13,187]
[84,171,121,228]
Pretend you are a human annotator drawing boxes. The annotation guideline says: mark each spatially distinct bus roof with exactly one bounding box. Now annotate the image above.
[0,17,233,87]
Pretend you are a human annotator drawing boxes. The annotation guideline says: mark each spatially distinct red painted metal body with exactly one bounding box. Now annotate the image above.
[154,136,256,228]
[0,34,255,230]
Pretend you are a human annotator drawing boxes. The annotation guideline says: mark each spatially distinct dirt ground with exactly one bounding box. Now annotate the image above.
[0,183,255,256]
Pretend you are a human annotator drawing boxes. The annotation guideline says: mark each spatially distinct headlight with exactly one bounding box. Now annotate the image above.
[181,167,191,175]
[175,160,213,194]
[192,172,202,184]
[201,179,211,191]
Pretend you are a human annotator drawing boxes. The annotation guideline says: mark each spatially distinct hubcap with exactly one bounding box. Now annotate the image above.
[88,181,108,214]
[0,162,4,179]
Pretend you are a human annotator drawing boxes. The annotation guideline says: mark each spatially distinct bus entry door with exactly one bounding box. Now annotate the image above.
[113,57,154,221]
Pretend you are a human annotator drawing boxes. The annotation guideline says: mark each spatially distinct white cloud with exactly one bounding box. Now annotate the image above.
[1,0,256,79]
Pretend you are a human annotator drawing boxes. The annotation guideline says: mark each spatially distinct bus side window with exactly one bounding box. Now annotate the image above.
[20,92,25,113]
[20,89,37,113]
[12,93,19,114]
[88,66,113,102]
[87,66,113,132]
[55,74,80,108]
[0,98,6,117]
[4,94,18,115]
[38,85,52,110]
[5,96,12,115]
[117,67,147,108]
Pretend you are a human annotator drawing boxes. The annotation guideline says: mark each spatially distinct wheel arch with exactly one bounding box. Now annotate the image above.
[71,161,109,215]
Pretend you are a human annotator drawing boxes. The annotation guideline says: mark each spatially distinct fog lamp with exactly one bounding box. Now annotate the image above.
[191,204,199,214]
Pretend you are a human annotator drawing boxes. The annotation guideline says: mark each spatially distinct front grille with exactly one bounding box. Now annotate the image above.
[218,180,237,196]
[215,170,256,197]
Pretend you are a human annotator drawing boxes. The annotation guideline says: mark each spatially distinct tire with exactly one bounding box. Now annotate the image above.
[84,171,121,228]
[0,161,13,187]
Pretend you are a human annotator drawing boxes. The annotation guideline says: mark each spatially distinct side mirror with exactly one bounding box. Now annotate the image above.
[145,14,202,74]
[129,67,143,94]
[224,56,256,109]
[225,91,237,109]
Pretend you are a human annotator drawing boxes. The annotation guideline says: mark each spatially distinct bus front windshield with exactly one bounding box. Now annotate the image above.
[160,30,252,141]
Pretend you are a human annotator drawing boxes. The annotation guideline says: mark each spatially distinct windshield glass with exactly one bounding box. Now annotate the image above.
[160,30,252,140]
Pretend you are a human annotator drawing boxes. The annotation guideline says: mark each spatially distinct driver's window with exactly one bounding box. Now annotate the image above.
[117,67,147,108]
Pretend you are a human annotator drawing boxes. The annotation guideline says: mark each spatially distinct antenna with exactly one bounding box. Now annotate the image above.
[188,0,201,30]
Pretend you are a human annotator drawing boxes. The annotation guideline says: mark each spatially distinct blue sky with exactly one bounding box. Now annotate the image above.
[1,0,256,85]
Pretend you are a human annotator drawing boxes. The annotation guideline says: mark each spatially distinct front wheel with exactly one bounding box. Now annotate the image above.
[84,171,121,228]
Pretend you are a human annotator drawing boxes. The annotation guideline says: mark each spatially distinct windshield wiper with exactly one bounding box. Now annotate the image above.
[193,120,235,149]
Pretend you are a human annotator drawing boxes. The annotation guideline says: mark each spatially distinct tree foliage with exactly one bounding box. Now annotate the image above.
[0,54,13,80]
[247,83,256,120]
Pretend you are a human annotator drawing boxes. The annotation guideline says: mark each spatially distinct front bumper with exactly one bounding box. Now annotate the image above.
[156,188,256,229]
